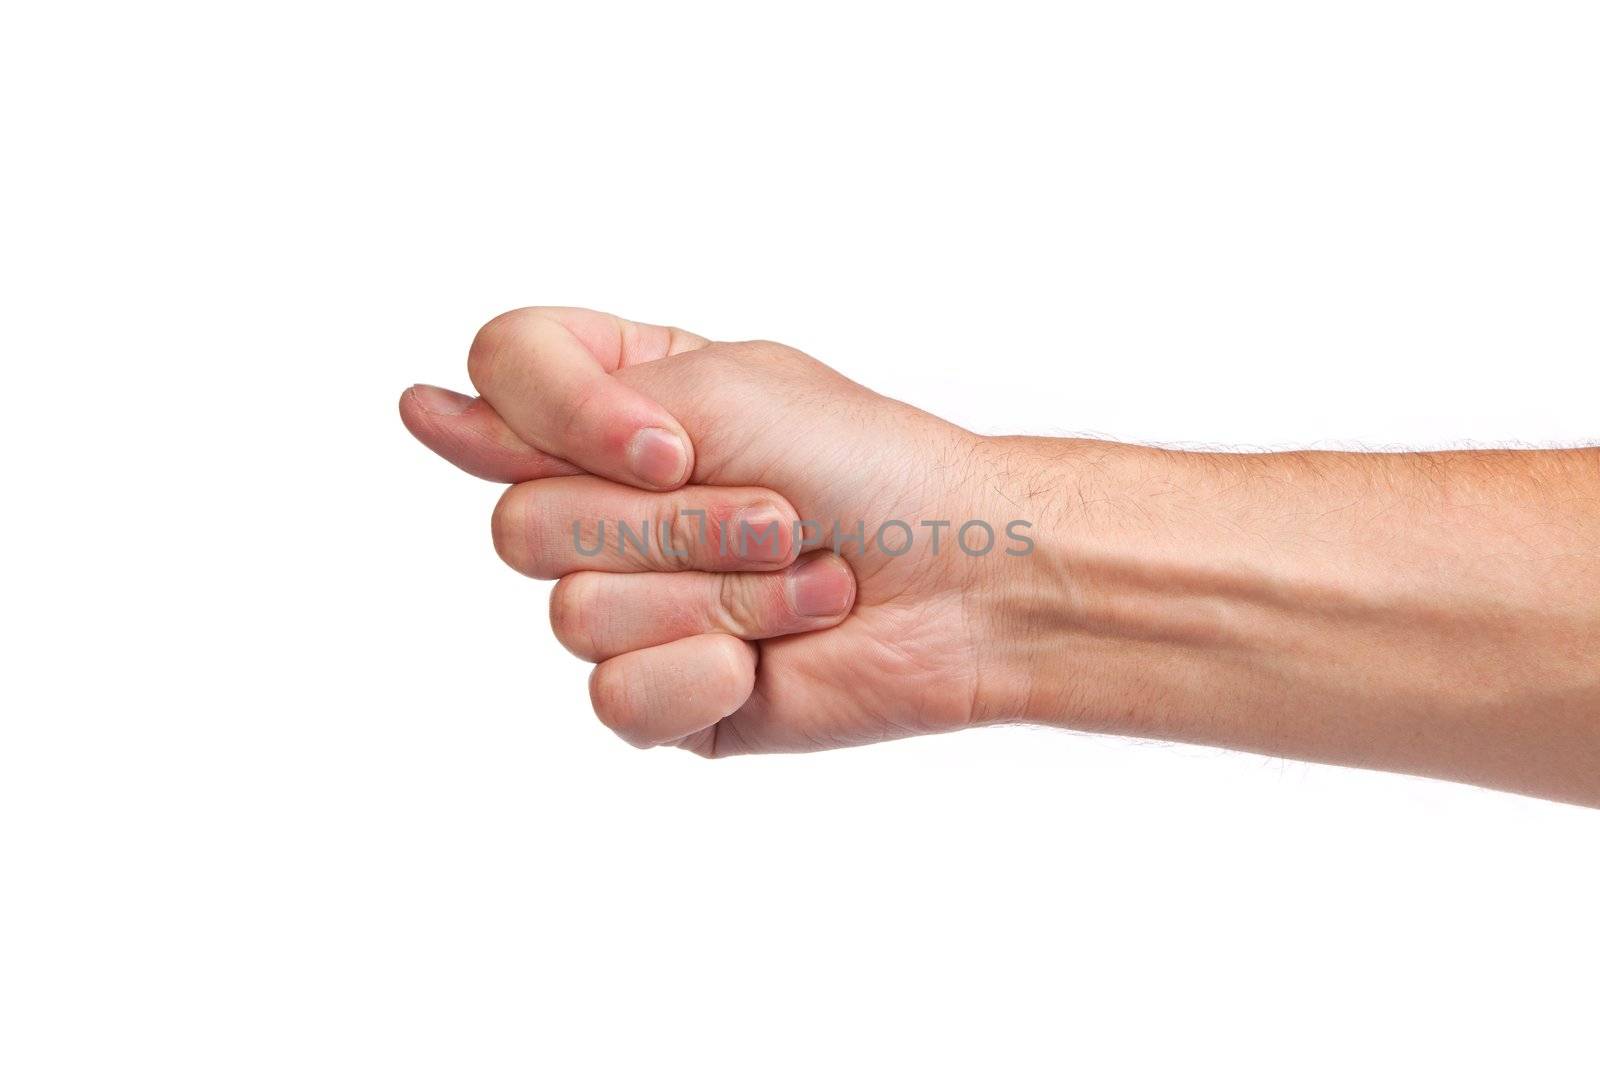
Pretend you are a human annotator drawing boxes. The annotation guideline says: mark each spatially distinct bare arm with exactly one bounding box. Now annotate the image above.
[402,307,1600,806]
[983,441,1600,805]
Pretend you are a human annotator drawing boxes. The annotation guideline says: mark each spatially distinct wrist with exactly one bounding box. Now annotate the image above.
[964,436,1238,736]
[960,434,1140,730]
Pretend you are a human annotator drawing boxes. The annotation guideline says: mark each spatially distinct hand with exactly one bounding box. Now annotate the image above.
[401,307,1043,755]
[402,307,1600,804]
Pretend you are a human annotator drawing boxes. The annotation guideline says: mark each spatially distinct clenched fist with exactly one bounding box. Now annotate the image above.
[401,307,1600,806]
[401,307,1051,755]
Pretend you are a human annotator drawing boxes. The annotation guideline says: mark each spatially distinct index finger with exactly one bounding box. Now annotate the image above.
[465,306,710,491]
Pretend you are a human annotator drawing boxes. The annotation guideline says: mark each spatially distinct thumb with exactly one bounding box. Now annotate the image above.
[400,307,710,487]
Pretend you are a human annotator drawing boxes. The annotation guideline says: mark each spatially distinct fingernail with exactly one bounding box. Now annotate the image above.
[411,384,474,416]
[733,506,789,562]
[627,427,688,488]
[788,555,854,617]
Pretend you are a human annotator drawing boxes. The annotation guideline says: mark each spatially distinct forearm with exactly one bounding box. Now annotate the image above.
[983,439,1600,805]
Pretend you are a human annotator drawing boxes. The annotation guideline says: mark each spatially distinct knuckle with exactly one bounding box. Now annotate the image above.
[706,636,756,705]
[548,575,598,660]
[489,485,522,568]
[687,342,749,380]
[588,662,644,744]
[467,309,523,386]
[653,496,698,571]
[467,307,554,390]
[738,339,806,374]
[742,339,792,361]
[714,574,765,636]
[491,483,558,579]
[716,340,823,403]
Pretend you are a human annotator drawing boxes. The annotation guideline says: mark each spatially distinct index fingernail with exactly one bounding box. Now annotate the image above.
[627,427,688,488]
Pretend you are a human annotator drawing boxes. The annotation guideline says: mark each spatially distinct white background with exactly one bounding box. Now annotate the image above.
[3,2,1597,1063]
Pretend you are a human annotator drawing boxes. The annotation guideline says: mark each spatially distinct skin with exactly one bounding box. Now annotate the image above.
[400,307,1600,807]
